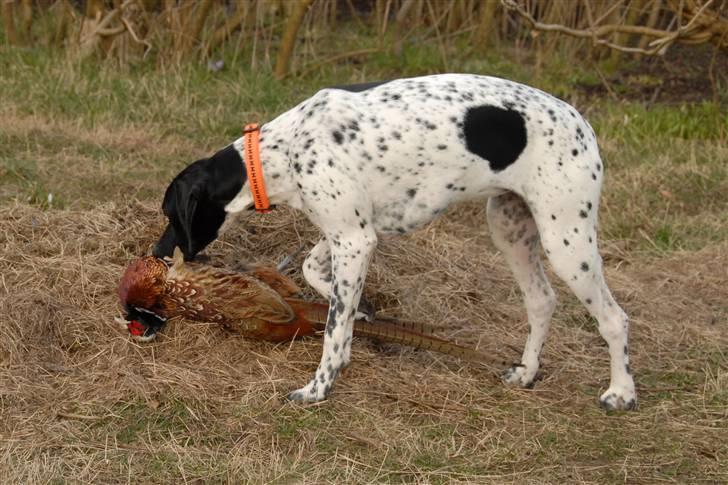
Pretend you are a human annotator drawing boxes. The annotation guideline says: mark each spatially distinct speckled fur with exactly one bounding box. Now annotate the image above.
[218,74,636,409]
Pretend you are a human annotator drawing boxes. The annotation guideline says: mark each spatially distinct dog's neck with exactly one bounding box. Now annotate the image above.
[224,120,303,213]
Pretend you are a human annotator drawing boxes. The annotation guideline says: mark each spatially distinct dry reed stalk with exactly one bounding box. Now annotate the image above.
[182,0,212,56]
[638,0,664,51]
[1,0,20,45]
[274,0,315,80]
[474,0,500,51]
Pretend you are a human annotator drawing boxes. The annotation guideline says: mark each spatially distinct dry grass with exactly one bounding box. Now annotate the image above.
[1,49,727,483]
[1,181,727,482]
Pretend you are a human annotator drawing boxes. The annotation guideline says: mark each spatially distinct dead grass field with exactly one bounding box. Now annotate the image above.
[1,46,727,483]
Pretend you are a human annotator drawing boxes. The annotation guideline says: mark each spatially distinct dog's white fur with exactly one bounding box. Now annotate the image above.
[224,74,636,409]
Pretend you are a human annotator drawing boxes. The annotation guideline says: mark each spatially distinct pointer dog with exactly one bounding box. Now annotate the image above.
[152,74,636,410]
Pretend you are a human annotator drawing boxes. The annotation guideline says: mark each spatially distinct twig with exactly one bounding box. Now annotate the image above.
[593,64,619,101]
[57,411,102,421]
[708,30,726,104]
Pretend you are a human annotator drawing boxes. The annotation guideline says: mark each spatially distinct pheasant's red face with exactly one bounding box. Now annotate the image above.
[127,320,146,336]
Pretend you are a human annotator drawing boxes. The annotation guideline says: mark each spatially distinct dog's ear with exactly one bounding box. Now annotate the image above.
[155,146,245,260]
[166,171,226,260]
[181,180,228,259]
[176,178,201,258]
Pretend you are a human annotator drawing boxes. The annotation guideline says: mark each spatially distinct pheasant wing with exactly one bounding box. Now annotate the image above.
[166,265,295,324]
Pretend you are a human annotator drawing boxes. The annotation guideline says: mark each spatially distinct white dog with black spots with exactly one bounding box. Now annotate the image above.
[151,73,636,410]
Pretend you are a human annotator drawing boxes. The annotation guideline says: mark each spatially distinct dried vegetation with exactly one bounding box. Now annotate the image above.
[1,1,727,482]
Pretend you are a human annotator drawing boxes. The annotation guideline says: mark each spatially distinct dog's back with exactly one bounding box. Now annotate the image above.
[272,73,601,234]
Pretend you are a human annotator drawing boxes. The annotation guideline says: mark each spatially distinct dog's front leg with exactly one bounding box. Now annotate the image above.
[288,229,377,403]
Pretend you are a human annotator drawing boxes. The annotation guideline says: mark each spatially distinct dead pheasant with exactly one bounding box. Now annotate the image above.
[117,248,495,364]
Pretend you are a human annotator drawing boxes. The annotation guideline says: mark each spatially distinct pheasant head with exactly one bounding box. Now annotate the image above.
[117,255,171,341]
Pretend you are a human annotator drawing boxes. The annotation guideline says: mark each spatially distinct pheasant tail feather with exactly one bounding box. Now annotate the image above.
[286,299,499,366]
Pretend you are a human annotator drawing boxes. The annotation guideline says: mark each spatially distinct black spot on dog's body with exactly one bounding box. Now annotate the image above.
[332,130,344,144]
[463,105,527,172]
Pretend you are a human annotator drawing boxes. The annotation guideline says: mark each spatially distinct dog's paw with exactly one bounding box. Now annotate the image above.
[286,379,330,403]
[502,363,539,389]
[599,386,637,411]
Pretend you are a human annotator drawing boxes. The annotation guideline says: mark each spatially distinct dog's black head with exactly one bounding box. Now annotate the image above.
[153,144,245,260]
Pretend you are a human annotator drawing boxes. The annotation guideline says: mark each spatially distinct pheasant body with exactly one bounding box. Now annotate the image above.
[118,249,495,364]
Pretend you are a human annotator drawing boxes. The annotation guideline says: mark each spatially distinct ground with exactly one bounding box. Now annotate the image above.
[0,43,727,483]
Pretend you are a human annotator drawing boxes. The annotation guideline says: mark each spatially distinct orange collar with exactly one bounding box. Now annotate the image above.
[243,123,271,213]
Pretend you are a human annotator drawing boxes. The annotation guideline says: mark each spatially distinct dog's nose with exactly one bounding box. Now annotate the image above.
[151,244,163,258]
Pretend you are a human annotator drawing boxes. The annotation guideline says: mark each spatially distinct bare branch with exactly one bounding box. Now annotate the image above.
[502,0,727,56]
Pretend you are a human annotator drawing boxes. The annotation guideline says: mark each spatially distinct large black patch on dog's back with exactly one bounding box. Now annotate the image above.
[463,105,527,172]
[329,80,391,93]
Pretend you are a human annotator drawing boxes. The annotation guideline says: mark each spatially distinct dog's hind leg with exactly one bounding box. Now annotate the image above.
[487,192,557,388]
[531,188,637,411]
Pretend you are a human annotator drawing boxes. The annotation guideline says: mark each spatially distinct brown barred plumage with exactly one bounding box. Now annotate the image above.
[118,248,496,365]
